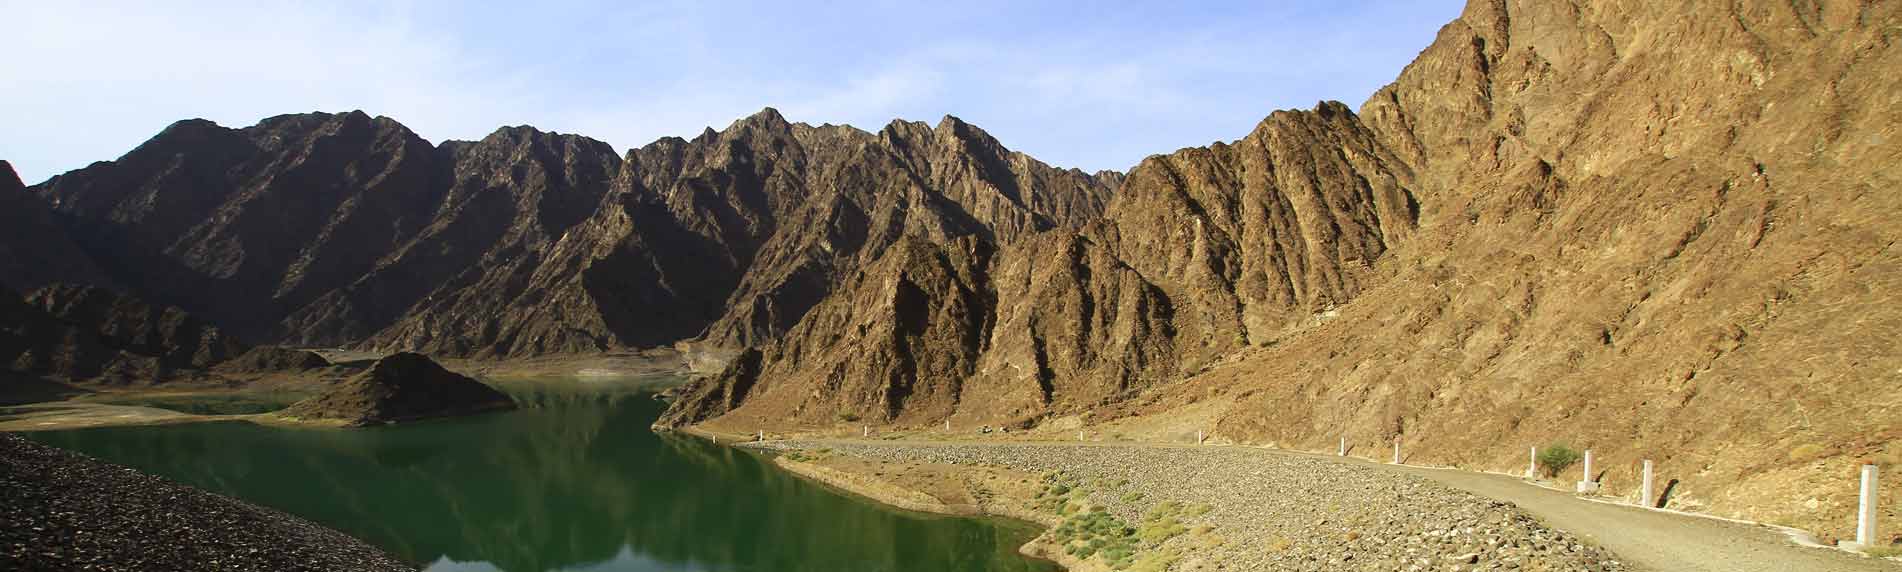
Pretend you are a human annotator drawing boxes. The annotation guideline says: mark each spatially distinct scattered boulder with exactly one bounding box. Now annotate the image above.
[281,352,514,426]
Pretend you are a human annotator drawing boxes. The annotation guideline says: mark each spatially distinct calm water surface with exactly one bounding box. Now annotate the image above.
[23,378,1054,572]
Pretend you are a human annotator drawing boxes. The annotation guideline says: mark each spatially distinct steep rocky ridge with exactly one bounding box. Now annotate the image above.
[659,236,997,427]
[358,110,1113,357]
[663,0,1901,541]
[661,101,1421,428]
[281,125,623,352]
[37,112,449,341]
[27,109,1113,360]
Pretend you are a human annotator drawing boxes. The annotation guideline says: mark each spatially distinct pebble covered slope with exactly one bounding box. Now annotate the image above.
[763,441,1631,572]
[0,435,416,572]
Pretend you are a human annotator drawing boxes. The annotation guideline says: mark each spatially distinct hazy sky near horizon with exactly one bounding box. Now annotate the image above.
[4,1,1462,184]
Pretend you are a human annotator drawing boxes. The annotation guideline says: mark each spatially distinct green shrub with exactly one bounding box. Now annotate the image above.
[1539,444,1583,478]
[836,410,859,422]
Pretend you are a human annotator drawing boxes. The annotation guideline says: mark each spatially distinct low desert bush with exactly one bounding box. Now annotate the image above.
[1539,444,1582,478]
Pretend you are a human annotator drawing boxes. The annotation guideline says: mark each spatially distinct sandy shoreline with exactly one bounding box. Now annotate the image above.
[762,447,1102,571]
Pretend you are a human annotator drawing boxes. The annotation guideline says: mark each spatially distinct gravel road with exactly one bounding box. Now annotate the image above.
[0,434,416,572]
[763,440,1634,571]
[1380,459,1897,572]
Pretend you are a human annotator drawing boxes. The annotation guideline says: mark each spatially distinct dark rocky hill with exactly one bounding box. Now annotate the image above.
[280,352,514,426]
[0,160,112,292]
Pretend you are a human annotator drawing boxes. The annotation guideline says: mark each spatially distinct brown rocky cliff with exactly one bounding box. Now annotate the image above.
[659,0,1901,541]
[657,236,996,428]
[682,110,1115,350]
[293,126,623,355]
[961,232,1177,422]
[1088,101,1418,370]
[661,101,1419,428]
[1190,0,1902,539]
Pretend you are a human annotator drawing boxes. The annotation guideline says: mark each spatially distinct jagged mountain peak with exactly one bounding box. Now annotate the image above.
[0,160,21,192]
[931,114,998,146]
[246,110,391,136]
[471,125,621,159]
[726,106,796,135]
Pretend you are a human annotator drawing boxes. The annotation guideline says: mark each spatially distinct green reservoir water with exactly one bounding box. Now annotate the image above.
[22,378,1055,572]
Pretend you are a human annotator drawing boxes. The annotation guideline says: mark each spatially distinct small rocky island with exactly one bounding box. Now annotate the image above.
[281,353,515,427]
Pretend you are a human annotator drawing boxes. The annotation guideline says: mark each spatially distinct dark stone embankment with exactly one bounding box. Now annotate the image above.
[0,434,416,571]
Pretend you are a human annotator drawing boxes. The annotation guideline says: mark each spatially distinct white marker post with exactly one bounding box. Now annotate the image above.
[945,420,951,431]
[1339,437,1346,457]
[862,426,869,438]
[1577,449,1597,493]
[1858,464,1879,548]
[1392,436,1401,464]
[1640,460,1655,508]
[758,430,764,442]
[1527,446,1538,479]
[1196,430,1204,445]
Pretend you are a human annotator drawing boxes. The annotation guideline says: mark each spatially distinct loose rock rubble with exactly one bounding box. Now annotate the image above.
[760,441,1630,572]
[0,435,416,572]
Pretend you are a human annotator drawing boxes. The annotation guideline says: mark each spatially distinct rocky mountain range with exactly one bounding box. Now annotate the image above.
[18,109,1113,360]
[2,0,1896,541]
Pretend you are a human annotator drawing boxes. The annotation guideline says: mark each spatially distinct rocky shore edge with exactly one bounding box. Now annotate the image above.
[742,439,1633,572]
[766,450,1101,571]
[0,434,416,571]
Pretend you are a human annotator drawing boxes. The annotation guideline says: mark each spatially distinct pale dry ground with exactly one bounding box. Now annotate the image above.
[748,438,1900,572]
[0,349,692,432]
[0,401,216,431]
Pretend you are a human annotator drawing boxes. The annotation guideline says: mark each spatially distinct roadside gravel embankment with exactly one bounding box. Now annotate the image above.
[759,440,1631,572]
[0,434,416,572]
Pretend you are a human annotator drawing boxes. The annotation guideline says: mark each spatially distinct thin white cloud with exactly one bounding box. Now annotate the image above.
[4,1,527,182]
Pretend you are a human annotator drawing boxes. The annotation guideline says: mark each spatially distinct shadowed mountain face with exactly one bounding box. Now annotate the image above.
[1,283,244,385]
[26,110,1114,359]
[0,160,112,293]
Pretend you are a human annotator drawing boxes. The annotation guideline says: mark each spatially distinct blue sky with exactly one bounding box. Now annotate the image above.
[4,1,1463,184]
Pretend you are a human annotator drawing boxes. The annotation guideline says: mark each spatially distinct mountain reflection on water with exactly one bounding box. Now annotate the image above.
[24,377,1054,572]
